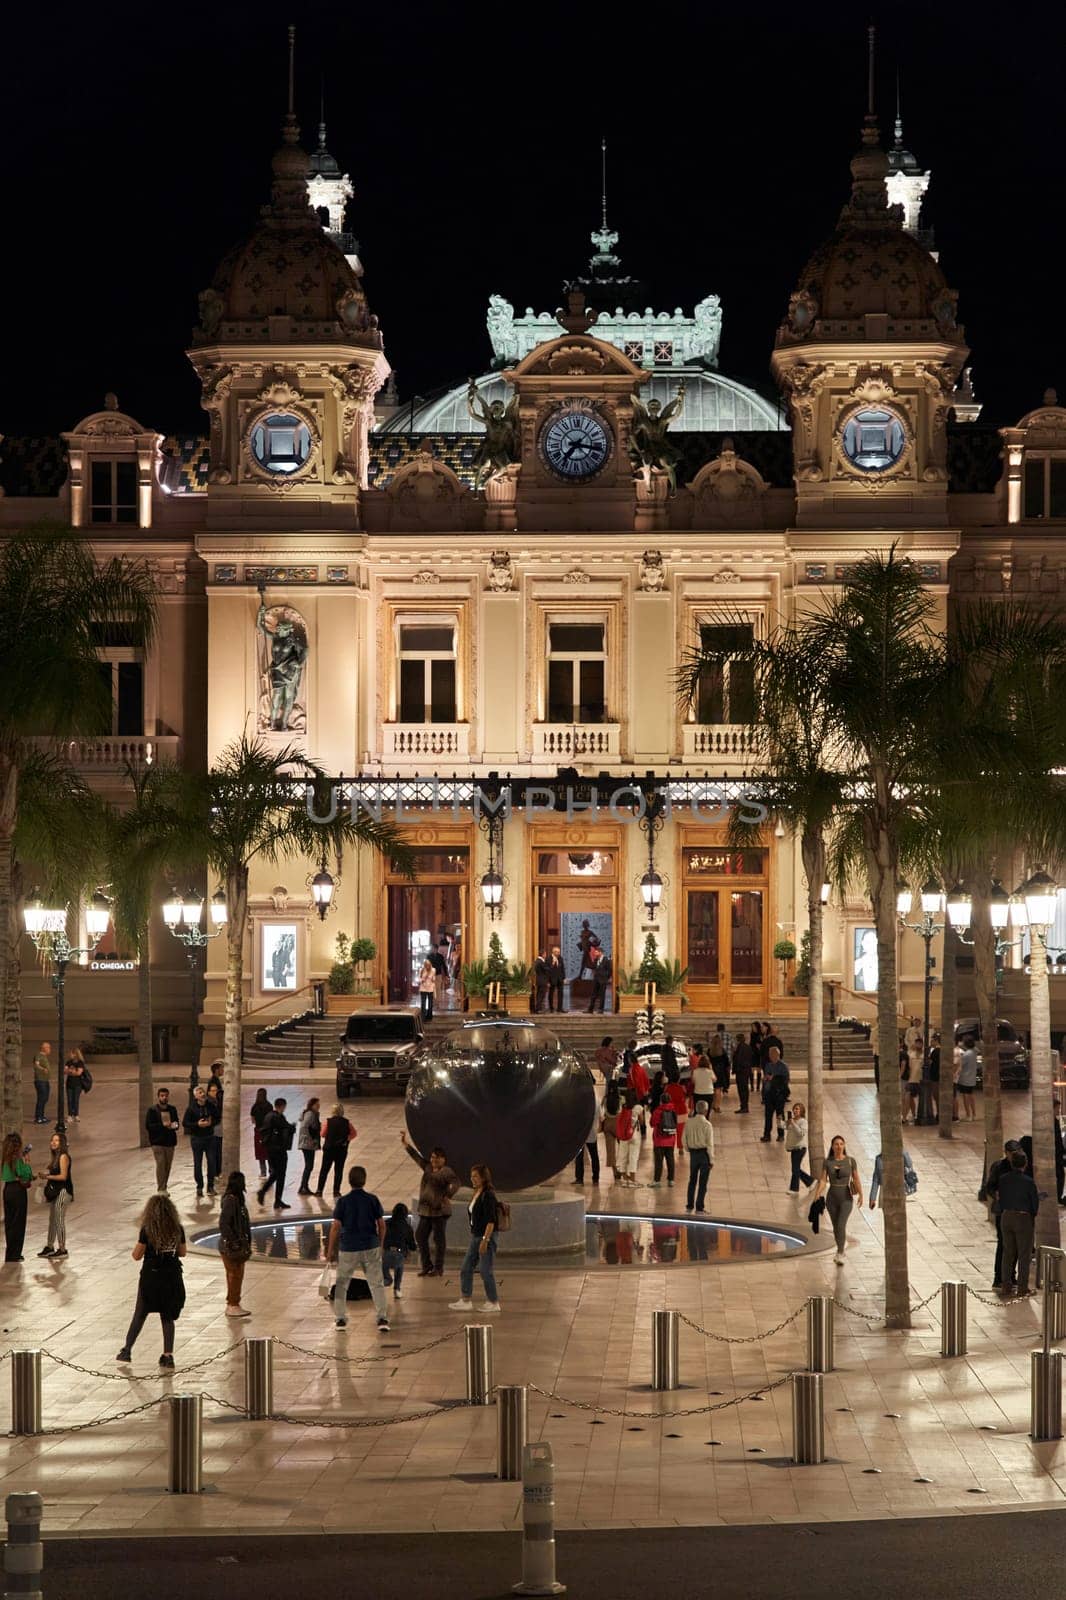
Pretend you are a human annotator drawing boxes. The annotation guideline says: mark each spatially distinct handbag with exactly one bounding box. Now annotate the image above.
[44,1178,63,1203]
[32,1181,45,1206]
[80,1067,93,1093]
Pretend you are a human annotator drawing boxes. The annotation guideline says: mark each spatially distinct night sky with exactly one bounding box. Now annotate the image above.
[6,0,1064,438]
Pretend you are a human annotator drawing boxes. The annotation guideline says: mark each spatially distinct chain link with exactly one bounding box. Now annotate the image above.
[526,1371,797,1419]
[198,1391,469,1430]
[676,1306,805,1344]
[24,1345,236,1382]
[37,1395,172,1436]
[831,1298,884,1327]
[271,1327,466,1365]
[966,1286,1035,1309]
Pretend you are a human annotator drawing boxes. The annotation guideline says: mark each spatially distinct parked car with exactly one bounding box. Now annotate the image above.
[336,1010,425,1097]
[954,1017,1030,1090]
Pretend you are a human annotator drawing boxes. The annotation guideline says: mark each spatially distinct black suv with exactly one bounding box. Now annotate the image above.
[954,1018,1030,1091]
[335,1010,425,1097]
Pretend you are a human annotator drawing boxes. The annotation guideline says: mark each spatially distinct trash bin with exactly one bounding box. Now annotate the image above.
[152,1023,171,1064]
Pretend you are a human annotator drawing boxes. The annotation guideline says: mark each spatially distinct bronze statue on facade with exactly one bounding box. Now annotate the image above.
[256,586,308,732]
[630,381,686,491]
[467,379,520,489]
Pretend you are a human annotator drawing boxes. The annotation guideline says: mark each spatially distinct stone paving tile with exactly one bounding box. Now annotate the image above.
[3,1070,1065,1532]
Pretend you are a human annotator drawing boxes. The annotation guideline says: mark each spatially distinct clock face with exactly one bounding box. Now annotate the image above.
[540,407,612,480]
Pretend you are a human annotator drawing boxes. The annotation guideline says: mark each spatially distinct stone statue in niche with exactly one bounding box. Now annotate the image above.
[630,382,686,491]
[256,587,308,733]
[467,379,520,488]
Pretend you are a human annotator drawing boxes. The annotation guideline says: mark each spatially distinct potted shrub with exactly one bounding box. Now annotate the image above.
[774,937,797,993]
[618,934,687,1015]
[326,932,380,1013]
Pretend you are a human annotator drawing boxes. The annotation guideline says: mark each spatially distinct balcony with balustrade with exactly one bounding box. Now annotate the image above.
[532,723,621,763]
[381,723,471,766]
[28,735,182,775]
[682,724,758,763]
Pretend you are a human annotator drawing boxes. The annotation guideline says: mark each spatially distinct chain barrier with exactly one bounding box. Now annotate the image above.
[199,1391,468,1430]
[18,1345,237,1382]
[525,1371,797,1419]
[676,1306,805,1344]
[966,1286,1034,1309]
[271,1327,467,1365]
[37,1395,171,1437]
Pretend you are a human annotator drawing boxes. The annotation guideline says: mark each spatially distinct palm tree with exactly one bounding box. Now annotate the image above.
[678,627,845,1171]
[135,735,412,1174]
[0,528,157,1128]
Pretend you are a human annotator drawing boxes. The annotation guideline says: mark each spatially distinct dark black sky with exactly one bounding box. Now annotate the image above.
[5,0,1064,437]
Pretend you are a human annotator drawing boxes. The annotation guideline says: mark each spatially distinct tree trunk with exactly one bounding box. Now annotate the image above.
[801,826,826,1170]
[221,865,248,1177]
[1029,932,1061,1250]
[864,813,911,1329]
[938,912,959,1141]
[137,925,153,1147]
[1,847,22,1133]
[970,879,1002,1183]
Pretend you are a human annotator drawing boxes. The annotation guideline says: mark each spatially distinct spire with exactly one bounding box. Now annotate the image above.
[589,136,620,269]
[309,73,340,175]
[284,22,297,142]
[838,24,892,225]
[894,70,903,148]
[268,22,312,219]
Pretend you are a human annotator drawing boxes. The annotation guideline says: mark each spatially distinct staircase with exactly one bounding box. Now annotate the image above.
[240,1006,875,1079]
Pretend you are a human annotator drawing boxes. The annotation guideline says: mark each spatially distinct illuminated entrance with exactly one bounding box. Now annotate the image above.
[385,843,469,1009]
[681,838,770,1012]
[530,825,621,1012]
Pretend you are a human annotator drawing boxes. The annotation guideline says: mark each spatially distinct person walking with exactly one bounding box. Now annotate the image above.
[145,1086,180,1193]
[691,1050,716,1112]
[760,1047,790,1141]
[785,1101,814,1192]
[708,1030,730,1107]
[600,1083,620,1181]
[664,1066,688,1152]
[205,1081,224,1193]
[956,1035,979,1120]
[593,1037,617,1081]
[218,1170,252,1317]
[32,1042,52,1124]
[813,1135,862,1264]
[402,1130,460,1275]
[257,1098,295,1210]
[985,1139,1023,1290]
[2,1133,32,1262]
[732,1035,754,1114]
[868,1149,918,1207]
[614,1090,640,1186]
[683,1099,714,1212]
[628,1050,650,1106]
[382,1201,417,1300]
[995,1148,1040,1296]
[547,946,566,1012]
[296,1097,322,1194]
[250,1087,272,1180]
[183,1086,218,1199]
[749,1022,765,1090]
[650,1092,678,1186]
[115,1194,187,1367]
[64,1048,88,1122]
[316,1105,356,1199]
[37,1132,73,1258]
[325,1165,390,1332]
[449,1164,502,1314]
[418,955,436,1021]
[573,1089,602,1185]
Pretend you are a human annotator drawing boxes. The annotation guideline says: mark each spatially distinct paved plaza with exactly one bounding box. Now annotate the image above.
[4,1068,1066,1537]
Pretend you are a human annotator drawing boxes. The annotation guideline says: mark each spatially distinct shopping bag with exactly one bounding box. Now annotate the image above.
[317,1263,334,1300]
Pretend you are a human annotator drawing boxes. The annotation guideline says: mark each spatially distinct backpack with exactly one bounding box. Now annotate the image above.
[616,1106,634,1142]
[80,1067,93,1093]
[280,1117,295,1151]
[494,1198,512,1233]
[659,1106,678,1136]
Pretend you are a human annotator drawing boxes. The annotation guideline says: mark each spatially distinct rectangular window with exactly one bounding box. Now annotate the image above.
[686,891,719,983]
[1024,459,1045,519]
[730,890,764,984]
[1023,457,1066,520]
[95,657,144,735]
[90,459,138,525]
[546,621,606,722]
[1051,461,1066,519]
[696,622,755,724]
[398,623,456,723]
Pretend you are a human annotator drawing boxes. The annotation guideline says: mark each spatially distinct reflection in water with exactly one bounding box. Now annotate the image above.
[194,1214,804,1268]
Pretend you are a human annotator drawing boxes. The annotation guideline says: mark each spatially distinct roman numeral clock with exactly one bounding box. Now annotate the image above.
[502,298,648,532]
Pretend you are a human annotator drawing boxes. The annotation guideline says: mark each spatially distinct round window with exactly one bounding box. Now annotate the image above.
[841,407,906,472]
[250,412,312,475]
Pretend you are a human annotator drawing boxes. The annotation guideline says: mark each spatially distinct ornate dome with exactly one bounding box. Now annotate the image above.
[191,119,379,349]
[777,121,964,348]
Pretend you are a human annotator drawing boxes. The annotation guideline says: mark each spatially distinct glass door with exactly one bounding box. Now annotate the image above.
[682,844,769,1009]
[385,846,468,1009]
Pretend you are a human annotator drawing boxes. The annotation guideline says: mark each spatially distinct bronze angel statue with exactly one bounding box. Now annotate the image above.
[468,378,520,489]
[630,381,686,492]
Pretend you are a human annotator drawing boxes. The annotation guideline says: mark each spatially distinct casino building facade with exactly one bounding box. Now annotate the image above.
[3,87,1064,1055]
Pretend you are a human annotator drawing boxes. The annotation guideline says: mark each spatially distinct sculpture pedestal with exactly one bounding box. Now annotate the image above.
[430,1187,587,1257]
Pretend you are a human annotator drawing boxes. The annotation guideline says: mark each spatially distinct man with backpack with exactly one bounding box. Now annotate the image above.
[760,1047,791,1142]
[650,1091,678,1185]
[257,1096,295,1210]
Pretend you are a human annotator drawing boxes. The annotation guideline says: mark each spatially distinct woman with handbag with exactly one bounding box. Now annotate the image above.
[250,1087,272,1179]
[813,1134,863,1263]
[116,1194,187,1367]
[37,1132,73,1258]
[317,1105,356,1199]
[448,1163,502,1314]
[296,1097,322,1194]
[218,1171,252,1317]
[64,1048,87,1121]
[2,1132,33,1262]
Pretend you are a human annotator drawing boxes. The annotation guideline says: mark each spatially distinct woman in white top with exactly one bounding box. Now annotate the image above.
[418,957,436,1022]
[785,1101,813,1192]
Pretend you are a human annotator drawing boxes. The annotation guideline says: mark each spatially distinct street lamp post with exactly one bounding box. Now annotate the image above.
[23,892,112,1135]
[1018,870,1060,1250]
[162,889,227,1092]
[896,878,972,1126]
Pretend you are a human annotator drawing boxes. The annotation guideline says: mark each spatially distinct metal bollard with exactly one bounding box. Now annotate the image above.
[806,1296,835,1373]
[651,1308,679,1391]
[10,1350,42,1436]
[514,1440,566,1595]
[940,1281,968,1358]
[464,1324,495,1406]
[244,1336,274,1420]
[1031,1350,1064,1441]
[167,1393,204,1494]
[792,1371,825,1465]
[497,1384,528,1481]
[4,1492,44,1600]
[1040,1246,1066,1348]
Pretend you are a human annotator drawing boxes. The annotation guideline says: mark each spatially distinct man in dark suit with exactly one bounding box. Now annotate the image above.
[533,951,550,1013]
[587,948,612,1014]
[547,946,566,1012]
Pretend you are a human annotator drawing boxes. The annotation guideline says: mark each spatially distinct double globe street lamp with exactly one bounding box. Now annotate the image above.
[162,889,227,1085]
[23,891,113,1135]
[896,878,973,1125]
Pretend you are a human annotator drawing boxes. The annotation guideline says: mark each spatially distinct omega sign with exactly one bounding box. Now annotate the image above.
[90,961,137,971]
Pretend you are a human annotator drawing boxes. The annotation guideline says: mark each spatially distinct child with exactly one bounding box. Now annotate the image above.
[382,1202,417,1299]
